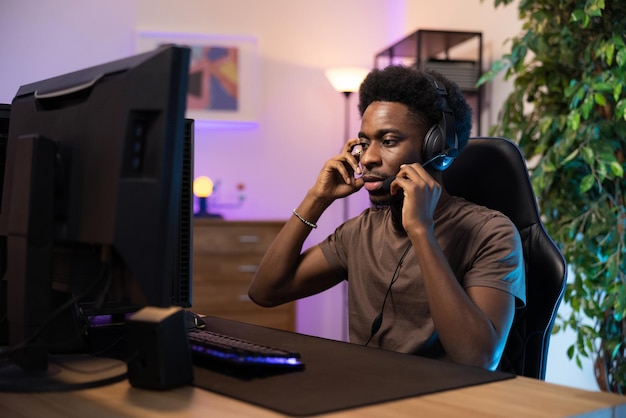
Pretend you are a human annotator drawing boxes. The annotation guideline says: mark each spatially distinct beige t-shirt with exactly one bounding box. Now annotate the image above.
[319,196,526,358]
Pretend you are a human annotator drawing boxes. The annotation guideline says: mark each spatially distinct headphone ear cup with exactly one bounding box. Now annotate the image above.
[421,73,459,172]
[423,117,457,171]
[422,123,445,167]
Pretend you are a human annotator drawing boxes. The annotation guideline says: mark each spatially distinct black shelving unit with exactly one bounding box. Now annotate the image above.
[375,30,483,135]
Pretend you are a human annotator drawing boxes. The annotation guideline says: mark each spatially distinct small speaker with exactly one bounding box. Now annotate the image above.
[125,306,193,390]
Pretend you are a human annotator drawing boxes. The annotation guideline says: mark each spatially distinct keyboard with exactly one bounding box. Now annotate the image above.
[188,328,305,372]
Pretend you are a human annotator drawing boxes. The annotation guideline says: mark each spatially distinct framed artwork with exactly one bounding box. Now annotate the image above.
[136,31,258,127]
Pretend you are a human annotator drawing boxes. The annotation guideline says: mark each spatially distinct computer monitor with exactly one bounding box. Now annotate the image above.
[0,45,193,387]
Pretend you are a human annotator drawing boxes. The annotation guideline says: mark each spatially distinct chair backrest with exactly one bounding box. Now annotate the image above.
[442,137,567,379]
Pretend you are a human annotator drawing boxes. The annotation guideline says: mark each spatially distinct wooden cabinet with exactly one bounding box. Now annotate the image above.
[191,219,295,331]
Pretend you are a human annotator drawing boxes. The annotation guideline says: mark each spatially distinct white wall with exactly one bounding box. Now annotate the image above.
[0,1,139,100]
[0,0,598,391]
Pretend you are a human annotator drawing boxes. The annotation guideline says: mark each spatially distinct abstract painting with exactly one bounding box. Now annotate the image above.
[188,46,239,112]
[136,31,258,127]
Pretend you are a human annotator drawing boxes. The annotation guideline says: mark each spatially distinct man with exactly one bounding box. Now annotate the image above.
[248,65,525,370]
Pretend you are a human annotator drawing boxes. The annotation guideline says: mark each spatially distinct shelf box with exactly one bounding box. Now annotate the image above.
[423,60,478,92]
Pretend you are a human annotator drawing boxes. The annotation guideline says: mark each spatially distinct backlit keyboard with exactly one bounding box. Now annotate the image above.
[188,329,305,371]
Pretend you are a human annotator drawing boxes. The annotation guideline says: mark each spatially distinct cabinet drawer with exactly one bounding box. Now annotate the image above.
[191,280,294,327]
[194,255,261,283]
[193,280,257,312]
[194,222,283,254]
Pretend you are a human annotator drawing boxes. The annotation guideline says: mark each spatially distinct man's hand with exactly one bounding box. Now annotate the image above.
[389,163,442,233]
[310,138,364,202]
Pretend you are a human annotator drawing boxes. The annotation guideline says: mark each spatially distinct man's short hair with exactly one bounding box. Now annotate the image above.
[358,65,473,152]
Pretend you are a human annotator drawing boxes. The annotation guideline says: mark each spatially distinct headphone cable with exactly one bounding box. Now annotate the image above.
[364,242,413,347]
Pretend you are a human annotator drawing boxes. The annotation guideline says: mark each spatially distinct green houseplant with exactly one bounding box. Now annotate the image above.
[479,0,625,393]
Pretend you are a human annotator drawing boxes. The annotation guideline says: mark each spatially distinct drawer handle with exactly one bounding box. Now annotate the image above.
[237,294,252,302]
[238,235,260,243]
[238,264,258,273]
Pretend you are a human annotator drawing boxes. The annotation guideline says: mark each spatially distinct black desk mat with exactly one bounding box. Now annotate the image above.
[192,317,515,416]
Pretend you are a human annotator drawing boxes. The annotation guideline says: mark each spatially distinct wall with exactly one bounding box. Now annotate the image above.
[0,0,597,391]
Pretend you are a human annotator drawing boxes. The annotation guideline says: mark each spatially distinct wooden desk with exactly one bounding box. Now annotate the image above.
[1,316,624,417]
[0,374,624,417]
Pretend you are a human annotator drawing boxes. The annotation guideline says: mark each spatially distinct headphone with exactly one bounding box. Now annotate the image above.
[421,73,459,171]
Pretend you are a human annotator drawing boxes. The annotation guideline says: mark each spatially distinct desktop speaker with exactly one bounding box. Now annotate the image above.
[125,306,193,390]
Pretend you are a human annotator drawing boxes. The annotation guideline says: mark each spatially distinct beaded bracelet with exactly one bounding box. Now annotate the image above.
[293,209,317,229]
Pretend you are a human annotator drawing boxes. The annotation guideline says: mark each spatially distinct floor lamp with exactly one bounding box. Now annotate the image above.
[325,67,369,341]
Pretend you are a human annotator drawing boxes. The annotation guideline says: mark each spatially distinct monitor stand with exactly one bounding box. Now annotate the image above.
[0,353,127,392]
[0,135,127,392]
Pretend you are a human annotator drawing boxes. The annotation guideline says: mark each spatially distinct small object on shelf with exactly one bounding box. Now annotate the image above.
[193,176,246,218]
[196,196,223,218]
[193,176,223,218]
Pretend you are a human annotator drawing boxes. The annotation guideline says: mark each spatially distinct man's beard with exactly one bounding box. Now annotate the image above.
[369,192,404,230]
[369,190,402,207]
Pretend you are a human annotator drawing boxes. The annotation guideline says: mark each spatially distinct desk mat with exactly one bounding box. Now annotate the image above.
[193,317,514,416]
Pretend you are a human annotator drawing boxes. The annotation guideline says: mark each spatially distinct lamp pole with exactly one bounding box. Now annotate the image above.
[342,90,352,222]
[325,67,369,343]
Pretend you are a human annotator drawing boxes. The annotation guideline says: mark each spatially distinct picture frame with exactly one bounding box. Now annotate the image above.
[136,31,258,127]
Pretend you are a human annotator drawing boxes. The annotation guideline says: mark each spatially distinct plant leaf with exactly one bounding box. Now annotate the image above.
[581,146,594,165]
[594,93,606,106]
[477,58,511,86]
[610,161,624,177]
[614,84,623,103]
[567,112,581,131]
[617,48,626,68]
[570,9,585,23]
[579,174,595,193]
[562,149,579,165]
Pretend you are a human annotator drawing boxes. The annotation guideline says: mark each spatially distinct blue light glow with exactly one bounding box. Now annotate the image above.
[190,344,301,366]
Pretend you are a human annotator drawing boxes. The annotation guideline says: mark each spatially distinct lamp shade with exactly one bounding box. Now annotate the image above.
[193,176,214,198]
[325,67,370,93]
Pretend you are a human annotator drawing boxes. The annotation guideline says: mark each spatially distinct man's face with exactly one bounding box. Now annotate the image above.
[357,101,427,205]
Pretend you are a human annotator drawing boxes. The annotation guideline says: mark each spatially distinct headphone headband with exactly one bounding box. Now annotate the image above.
[422,73,458,171]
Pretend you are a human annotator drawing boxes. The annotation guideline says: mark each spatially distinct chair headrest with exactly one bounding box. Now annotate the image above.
[442,137,540,230]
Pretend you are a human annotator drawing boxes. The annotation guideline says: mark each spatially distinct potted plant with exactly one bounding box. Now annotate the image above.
[479,0,625,393]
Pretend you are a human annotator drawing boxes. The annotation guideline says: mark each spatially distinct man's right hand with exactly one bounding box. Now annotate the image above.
[309,138,364,202]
